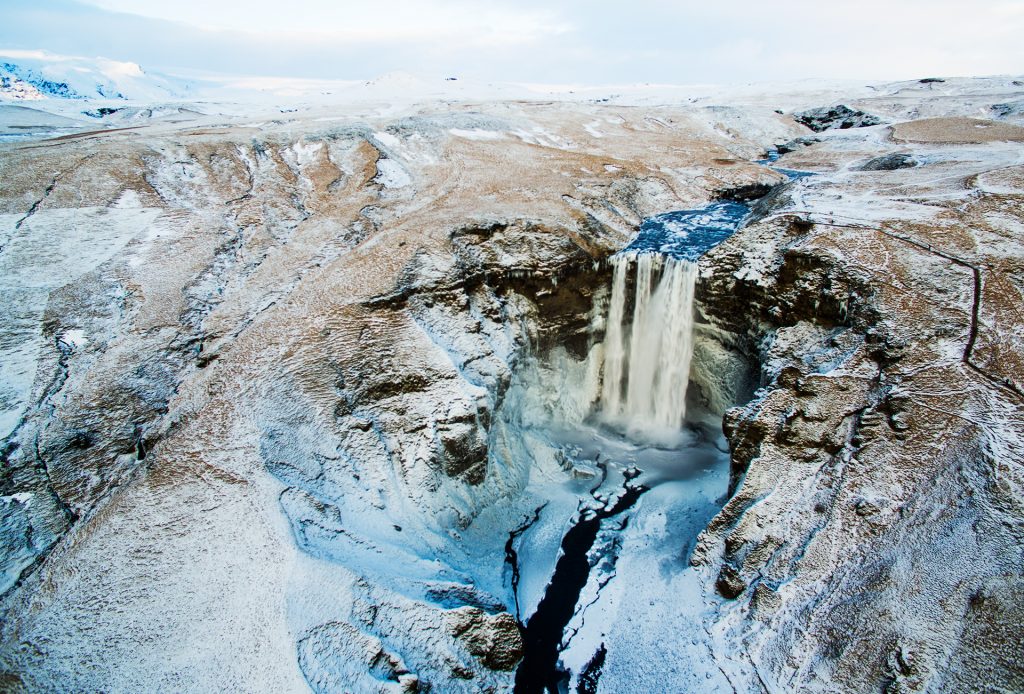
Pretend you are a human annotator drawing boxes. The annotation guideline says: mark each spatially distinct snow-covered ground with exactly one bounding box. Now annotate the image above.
[0,204,161,439]
[4,48,1021,142]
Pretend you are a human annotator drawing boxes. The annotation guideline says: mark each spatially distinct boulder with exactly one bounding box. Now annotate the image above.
[794,104,882,132]
[856,153,917,171]
[446,608,524,671]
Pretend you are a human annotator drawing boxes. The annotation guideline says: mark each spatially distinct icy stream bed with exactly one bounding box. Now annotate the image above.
[510,421,732,693]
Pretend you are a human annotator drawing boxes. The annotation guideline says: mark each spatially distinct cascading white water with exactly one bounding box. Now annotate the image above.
[599,258,630,417]
[599,252,698,444]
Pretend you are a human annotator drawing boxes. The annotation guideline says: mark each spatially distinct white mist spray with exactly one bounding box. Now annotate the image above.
[599,253,698,444]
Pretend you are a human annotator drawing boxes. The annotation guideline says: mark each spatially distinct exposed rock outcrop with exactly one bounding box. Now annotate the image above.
[990,100,1024,119]
[856,152,917,171]
[794,104,882,132]
[446,607,524,671]
[775,136,821,153]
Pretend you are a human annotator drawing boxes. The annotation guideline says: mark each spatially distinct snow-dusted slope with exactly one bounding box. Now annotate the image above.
[0,49,192,101]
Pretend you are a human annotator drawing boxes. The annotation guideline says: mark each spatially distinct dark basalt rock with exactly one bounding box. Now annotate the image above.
[776,136,821,154]
[990,101,1024,119]
[716,182,777,203]
[794,105,882,132]
[434,419,488,485]
[448,608,524,671]
[856,153,918,171]
[716,564,746,599]
[83,107,122,118]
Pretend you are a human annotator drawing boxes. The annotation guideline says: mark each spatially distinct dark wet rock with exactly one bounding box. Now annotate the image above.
[794,105,882,132]
[715,182,777,203]
[434,413,486,486]
[854,498,882,517]
[776,136,821,154]
[750,584,782,618]
[990,101,1024,119]
[447,607,524,671]
[715,564,746,599]
[856,153,917,171]
[747,180,798,222]
[83,107,122,118]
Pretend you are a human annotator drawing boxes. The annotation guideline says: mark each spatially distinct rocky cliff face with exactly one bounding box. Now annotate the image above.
[1,78,1023,692]
[691,118,1024,692]
[0,102,793,691]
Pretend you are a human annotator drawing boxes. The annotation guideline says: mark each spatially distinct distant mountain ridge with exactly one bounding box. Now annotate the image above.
[0,50,192,101]
[1,62,79,99]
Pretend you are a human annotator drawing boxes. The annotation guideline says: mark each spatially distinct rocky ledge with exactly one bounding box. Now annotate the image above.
[691,113,1024,692]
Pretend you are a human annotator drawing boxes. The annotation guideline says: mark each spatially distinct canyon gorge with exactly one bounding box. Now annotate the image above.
[1,74,1023,693]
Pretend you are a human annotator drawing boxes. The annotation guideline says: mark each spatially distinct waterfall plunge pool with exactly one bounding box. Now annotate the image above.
[510,200,753,693]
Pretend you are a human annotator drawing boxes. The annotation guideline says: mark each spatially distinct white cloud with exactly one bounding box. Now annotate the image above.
[81,0,573,46]
[3,0,1021,84]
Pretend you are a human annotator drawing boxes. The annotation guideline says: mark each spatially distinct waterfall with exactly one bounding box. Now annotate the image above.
[599,258,629,417]
[599,252,698,444]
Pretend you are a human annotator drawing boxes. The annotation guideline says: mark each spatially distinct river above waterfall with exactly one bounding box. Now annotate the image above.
[624,201,750,259]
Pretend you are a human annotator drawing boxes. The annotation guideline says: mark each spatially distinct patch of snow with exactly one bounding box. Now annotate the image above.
[733,242,777,286]
[373,158,412,189]
[372,130,402,150]
[449,128,505,141]
[0,206,160,439]
[59,329,88,350]
[112,189,143,209]
[289,139,324,168]
[511,127,577,150]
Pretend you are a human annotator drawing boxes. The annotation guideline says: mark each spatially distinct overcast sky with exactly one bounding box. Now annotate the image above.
[2,0,1021,84]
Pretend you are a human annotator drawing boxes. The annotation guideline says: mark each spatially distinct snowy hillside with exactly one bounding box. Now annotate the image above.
[0,49,192,101]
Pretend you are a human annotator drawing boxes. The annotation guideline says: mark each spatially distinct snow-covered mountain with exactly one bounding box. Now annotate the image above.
[0,49,192,101]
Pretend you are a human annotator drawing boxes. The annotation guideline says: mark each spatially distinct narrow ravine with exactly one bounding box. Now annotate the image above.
[514,470,646,694]
[506,505,546,621]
